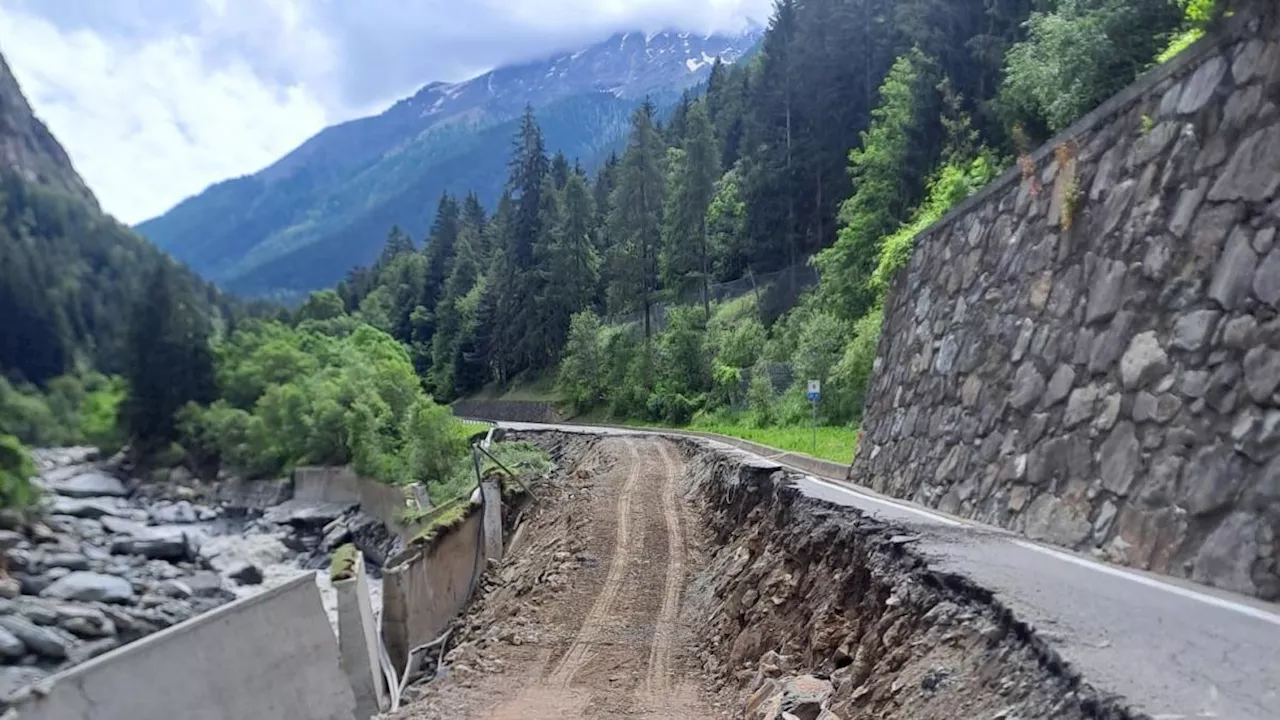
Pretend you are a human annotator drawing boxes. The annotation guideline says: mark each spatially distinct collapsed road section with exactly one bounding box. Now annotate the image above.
[388,430,1155,720]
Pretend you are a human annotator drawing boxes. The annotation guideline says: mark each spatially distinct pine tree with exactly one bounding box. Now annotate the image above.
[742,0,803,271]
[550,152,572,190]
[530,174,564,367]
[661,101,720,316]
[417,194,461,351]
[815,48,939,320]
[429,202,488,398]
[121,261,216,454]
[606,101,666,340]
[377,225,416,268]
[490,107,550,380]
[539,173,600,360]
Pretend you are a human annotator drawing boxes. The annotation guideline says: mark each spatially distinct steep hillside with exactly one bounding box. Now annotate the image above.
[0,50,229,386]
[136,29,760,300]
[0,55,95,208]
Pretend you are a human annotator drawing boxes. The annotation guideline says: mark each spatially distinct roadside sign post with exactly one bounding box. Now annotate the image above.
[806,380,821,455]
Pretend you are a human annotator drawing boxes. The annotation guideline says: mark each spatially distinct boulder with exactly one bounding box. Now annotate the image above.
[150,501,200,525]
[0,529,25,549]
[181,572,226,599]
[60,610,116,639]
[112,527,192,562]
[0,625,25,658]
[48,471,128,499]
[0,578,20,599]
[0,614,72,659]
[263,500,356,527]
[224,561,264,586]
[40,571,135,604]
[49,497,126,520]
[100,516,147,536]
[18,574,56,597]
[156,579,194,599]
[14,600,59,627]
[44,552,91,572]
[780,675,834,720]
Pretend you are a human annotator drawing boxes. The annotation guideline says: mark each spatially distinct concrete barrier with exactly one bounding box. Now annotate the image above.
[336,554,389,718]
[381,510,485,673]
[295,465,360,503]
[11,574,356,720]
[292,465,424,544]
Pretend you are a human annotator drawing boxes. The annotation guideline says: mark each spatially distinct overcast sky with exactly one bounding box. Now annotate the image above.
[0,0,768,225]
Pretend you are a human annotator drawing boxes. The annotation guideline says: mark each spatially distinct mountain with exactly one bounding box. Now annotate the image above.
[136,28,762,300]
[0,51,229,386]
[0,55,96,208]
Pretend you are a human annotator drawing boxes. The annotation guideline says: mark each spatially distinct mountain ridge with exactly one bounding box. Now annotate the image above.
[137,28,761,300]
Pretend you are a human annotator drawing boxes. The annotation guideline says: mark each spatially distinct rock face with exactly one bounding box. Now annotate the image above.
[852,15,1280,601]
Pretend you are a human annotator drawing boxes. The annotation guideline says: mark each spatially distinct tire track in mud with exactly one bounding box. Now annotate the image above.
[644,441,686,699]
[546,439,642,687]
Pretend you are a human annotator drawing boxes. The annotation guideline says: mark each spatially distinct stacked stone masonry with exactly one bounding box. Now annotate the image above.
[851,11,1280,600]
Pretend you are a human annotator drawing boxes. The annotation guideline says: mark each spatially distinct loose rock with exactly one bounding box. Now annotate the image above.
[40,572,134,604]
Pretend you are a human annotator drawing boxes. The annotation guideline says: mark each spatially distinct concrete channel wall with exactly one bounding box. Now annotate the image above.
[854,8,1280,600]
[381,510,486,674]
[292,465,423,543]
[10,574,356,720]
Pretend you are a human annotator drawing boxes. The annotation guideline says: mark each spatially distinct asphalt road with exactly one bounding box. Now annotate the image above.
[497,421,1280,720]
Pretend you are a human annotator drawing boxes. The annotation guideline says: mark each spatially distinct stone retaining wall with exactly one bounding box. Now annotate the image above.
[852,11,1280,600]
[452,399,563,424]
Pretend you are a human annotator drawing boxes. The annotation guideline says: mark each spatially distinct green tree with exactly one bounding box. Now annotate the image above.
[606,101,666,340]
[0,434,37,510]
[538,173,600,362]
[490,107,550,381]
[1000,0,1183,135]
[557,311,605,411]
[665,102,720,315]
[815,49,938,320]
[377,225,415,267]
[296,290,347,323]
[121,262,217,454]
[420,194,461,328]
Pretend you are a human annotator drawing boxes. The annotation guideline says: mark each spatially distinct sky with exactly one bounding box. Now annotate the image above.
[0,0,769,225]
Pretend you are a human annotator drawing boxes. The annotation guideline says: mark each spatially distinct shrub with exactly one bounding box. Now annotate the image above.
[0,434,38,510]
[403,397,467,486]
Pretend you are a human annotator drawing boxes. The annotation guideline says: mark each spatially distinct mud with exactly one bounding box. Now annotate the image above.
[387,430,1135,720]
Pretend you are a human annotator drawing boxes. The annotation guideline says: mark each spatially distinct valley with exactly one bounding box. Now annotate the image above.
[136,30,761,299]
[1,0,1279,717]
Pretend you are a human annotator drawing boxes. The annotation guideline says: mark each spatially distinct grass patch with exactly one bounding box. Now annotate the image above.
[407,498,471,544]
[482,441,552,477]
[466,371,560,403]
[329,543,358,582]
[586,413,857,465]
[689,423,856,465]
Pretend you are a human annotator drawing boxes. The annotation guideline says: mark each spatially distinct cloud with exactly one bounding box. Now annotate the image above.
[0,0,770,224]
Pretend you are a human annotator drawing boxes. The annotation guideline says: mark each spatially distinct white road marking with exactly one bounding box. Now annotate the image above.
[799,476,1280,627]
[800,476,965,527]
[504,422,1280,627]
[1009,540,1280,628]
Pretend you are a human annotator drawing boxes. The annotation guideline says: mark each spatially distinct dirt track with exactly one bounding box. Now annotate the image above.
[391,436,722,719]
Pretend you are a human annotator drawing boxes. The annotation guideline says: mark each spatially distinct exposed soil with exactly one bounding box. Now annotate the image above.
[388,434,726,719]
[388,431,1135,720]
